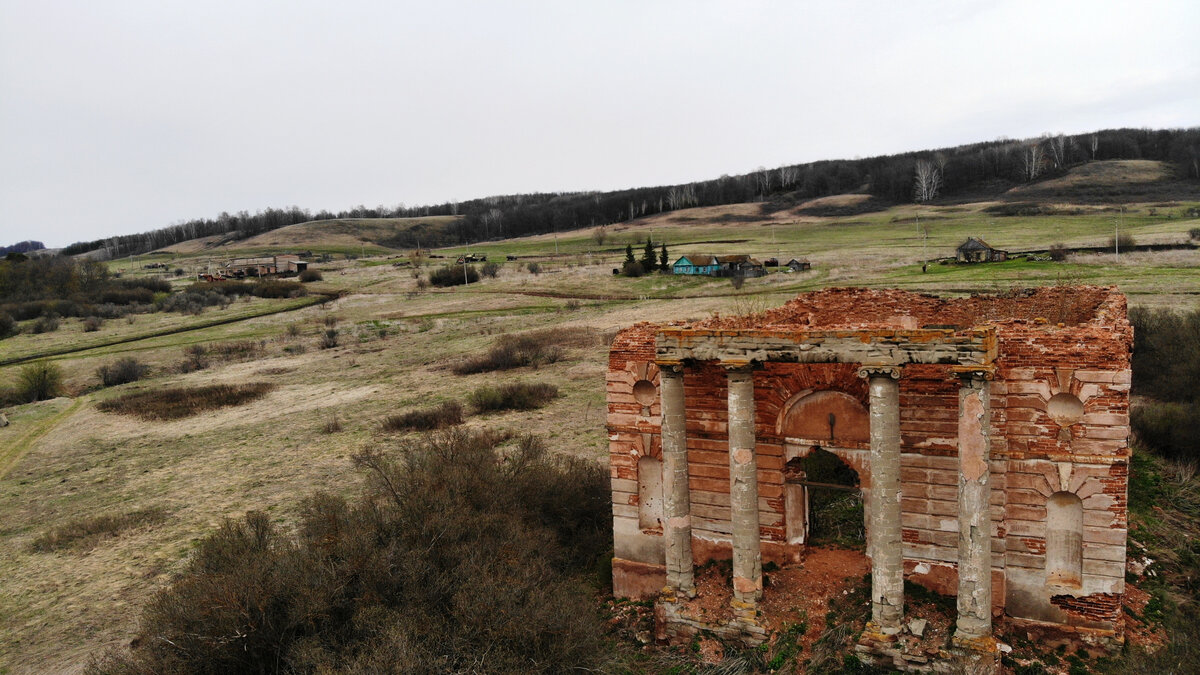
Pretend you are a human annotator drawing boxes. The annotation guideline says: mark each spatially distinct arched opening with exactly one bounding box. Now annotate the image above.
[637,456,663,532]
[784,446,863,547]
[1046,491,1083,587]
[779,390,869,446]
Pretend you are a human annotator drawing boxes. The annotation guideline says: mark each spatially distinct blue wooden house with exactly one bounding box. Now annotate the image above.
[671,254,721,275]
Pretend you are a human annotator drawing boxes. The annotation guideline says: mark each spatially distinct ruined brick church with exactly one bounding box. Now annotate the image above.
[606,287,1132,671]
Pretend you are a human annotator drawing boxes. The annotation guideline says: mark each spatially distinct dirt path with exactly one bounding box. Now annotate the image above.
[0,397,84,480]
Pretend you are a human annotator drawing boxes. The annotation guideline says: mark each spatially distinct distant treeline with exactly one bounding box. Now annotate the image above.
[0,241,45,256]
[61,127,1200,257]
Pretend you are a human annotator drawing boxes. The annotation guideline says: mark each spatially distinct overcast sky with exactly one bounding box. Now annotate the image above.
[2,1,1197,247]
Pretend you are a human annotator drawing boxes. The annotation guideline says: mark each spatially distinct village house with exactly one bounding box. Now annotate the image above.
[606,287,1131,673]
[956,237,1009,263]
[785,258,811,272]
[671,254,766,278]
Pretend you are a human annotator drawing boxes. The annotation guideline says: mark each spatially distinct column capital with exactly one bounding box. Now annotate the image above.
[857,365,900,380]
[656,361,685,375]
[721,360,757,373]
[951,365,996,382]
[655,359,685,373]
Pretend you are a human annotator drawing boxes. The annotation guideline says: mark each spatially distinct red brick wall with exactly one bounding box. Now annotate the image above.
[607,287,1131,628]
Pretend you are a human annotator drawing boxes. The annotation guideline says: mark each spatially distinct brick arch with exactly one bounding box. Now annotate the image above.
[776,390,870,446]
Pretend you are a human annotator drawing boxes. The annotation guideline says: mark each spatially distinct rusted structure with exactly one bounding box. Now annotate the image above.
[607,287,1131,672]
[219,255,307,278]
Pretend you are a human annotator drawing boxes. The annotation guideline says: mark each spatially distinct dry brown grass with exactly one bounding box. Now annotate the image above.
[97,383,276,420]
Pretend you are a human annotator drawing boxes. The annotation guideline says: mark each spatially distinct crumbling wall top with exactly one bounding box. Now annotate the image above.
[695,286,1128,334]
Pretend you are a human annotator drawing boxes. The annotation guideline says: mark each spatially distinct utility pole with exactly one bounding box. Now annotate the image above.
[1114,207,1121,260]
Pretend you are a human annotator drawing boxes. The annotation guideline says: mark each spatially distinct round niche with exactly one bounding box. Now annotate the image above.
[632,379,658,406]
[1046,393,1084,426]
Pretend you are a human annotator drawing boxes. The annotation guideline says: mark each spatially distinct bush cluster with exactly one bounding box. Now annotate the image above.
[298,269,322,282]
[1130,306,1200,460]
[452,329,565,374]
[1130,306,1200,405]
[87,429,611,674]
[427,264,479,287]
[30,507,167,553]
[1131,401,1200,461]
[468,382,559,412]
[16,362,63,402]
[97,383,275,420]
[381,401,464,432]
[97,357,150,387]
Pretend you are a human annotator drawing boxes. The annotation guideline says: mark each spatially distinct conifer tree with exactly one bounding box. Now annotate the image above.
[659,243,669,271]
[641,237,656,271]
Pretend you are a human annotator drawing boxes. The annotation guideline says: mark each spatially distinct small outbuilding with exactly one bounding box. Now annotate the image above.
[785,258,811,272]
[956,237,1008,263]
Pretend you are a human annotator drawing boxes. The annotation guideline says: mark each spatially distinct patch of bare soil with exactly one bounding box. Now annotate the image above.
[673,547,872,657]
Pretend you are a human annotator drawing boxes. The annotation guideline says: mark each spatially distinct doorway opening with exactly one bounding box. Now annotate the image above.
[784,446,863,548]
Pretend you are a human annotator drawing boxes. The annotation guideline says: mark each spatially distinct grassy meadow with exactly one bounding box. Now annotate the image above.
[0,161,1198,672]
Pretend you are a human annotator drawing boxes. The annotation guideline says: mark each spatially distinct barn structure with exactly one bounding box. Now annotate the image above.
[606,287,1132,672]
[219,255,307,278]
[956,237,1009,263]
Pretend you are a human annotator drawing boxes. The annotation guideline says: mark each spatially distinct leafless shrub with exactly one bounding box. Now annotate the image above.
[97,383,275,420]
[176,344,209,373]
[481,261,501,278]
[96,357,150,387]
[86,428,610,674]
[319,328,339,349]
[468,381,558,412]
[32,314,60,333]
[82,316,103,332]
[381,401,464,432]
[453,327,596,375]
[1048,243,1069,261]
[30,507,167,553]
[321,415,343,434]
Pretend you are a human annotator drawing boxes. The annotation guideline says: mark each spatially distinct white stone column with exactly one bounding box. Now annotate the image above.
[659,364,695,596]
[726,363,762,605]
[955,370,993,641]
[860,365,904,634]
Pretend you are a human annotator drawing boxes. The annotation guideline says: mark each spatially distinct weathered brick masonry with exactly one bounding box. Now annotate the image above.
[607,287,1132,668]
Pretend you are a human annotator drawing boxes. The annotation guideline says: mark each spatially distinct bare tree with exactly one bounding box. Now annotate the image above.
[778,165,799,190]
[1045,133,1068,170]
[1090,134,1099,161]
[1021,143,1045,182]
[913,159,942,202]
[592,225,608,247]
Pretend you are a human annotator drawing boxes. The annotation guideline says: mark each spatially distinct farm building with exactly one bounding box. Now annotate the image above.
[672,254,766,278]
[956,237,1009,263]
[606,287,1131,672]
[218,255,307,278]
[785,258,811,272]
